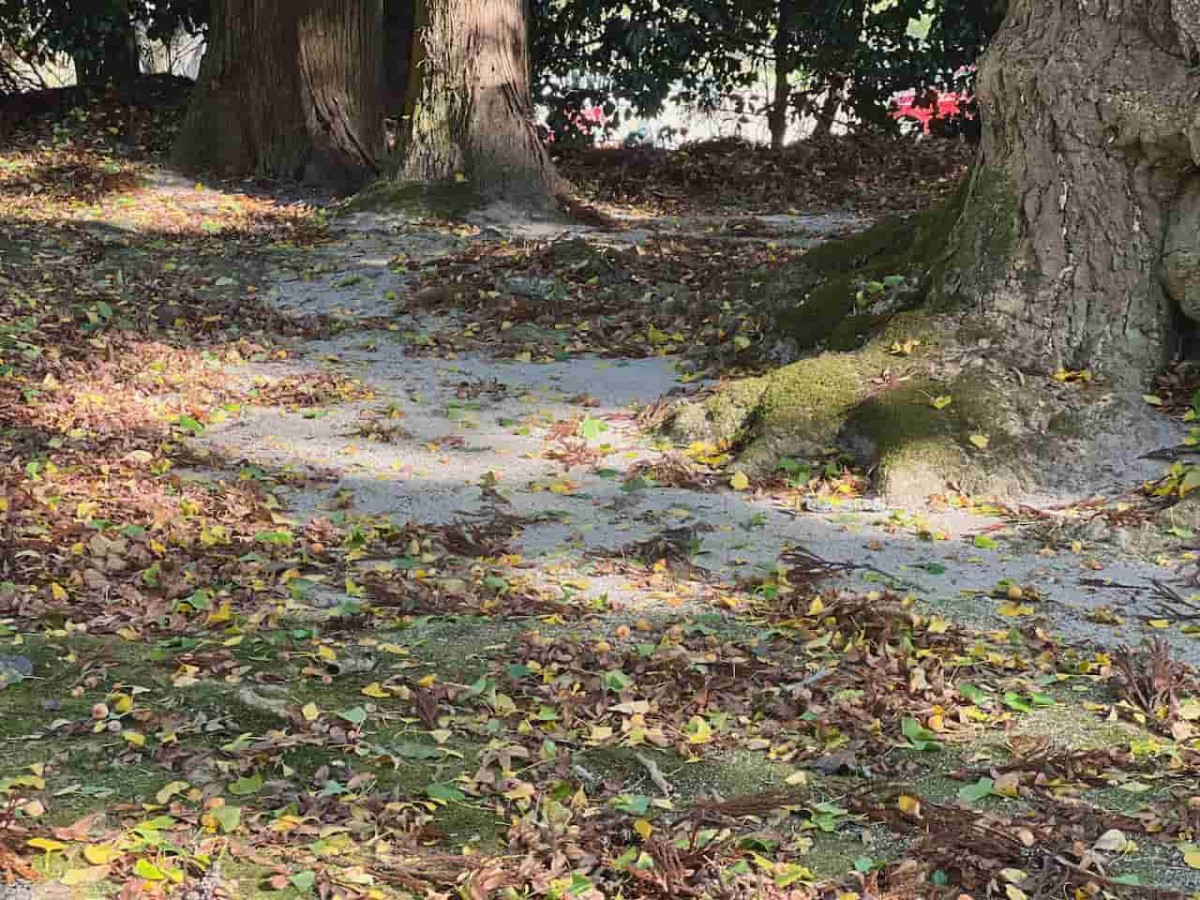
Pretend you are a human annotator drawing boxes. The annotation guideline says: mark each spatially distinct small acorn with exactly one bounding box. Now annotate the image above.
[91,702,109,720]
[1006,585,1025,601]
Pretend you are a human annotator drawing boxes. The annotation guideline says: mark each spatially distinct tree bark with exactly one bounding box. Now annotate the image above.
[942,0,1200,385]
[383,0,416,119]
[808,82,841,139]
[298,0,385,186]
[72,0,140,88]
[399,0,557,202]
[768,0,796,151]
[173,0,383,188]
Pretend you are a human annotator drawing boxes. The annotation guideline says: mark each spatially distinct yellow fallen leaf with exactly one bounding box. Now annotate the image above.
[50,582,68,601]
[684,715,712,744]
[897,795,922,818]
[968,434,990,450]
[730,471,750,491]
[1148,619,1171,629]
[633,819,653,839]
[301,702,320,722]
[206,602,232,625]
[1184,848,1200,870]
[361,682,389,698]
[61,865,111,886]
[155,781,189,805]
[122,731,145,747]
[28,838,66,853]
[83,844,120,865]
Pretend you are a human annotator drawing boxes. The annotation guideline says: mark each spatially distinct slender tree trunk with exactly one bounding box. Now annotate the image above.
[173,0,383,188]
[808,81,840,139]
[399,0,557,202]
[941,0,1200,384]
[73,0,140,88]
[768,0,796,151]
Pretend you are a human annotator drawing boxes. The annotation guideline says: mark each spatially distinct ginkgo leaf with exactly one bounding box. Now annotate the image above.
[61,865,111,886]
[27,838,66,853]
[83,844,120,865]
[684,716,713,744]
[154,781,189,805]
[730,471,750,491]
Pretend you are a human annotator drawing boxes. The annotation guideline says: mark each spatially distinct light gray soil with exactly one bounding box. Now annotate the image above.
[189,208,1200,664]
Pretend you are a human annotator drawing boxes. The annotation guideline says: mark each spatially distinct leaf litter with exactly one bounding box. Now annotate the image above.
[0,87,1198,900]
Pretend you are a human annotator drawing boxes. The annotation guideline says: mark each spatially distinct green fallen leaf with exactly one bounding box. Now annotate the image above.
[958,777,995,804]
[227,772,263,796]
[900,717,943,751]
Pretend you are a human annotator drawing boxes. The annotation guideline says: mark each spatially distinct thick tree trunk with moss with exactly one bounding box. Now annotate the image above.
[941,0,1200,384]
[399,0,557,202]
[173,0,383,188]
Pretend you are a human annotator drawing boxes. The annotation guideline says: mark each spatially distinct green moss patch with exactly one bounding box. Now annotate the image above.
[841,372,1023,500]
[742,183,971,355]
[347,178,482,218]
[683,169,1029,497]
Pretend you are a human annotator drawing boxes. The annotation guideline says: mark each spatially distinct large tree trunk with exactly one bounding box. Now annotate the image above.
[173,0,383,189]
[942,0,1200,385]
[298,0,385,185]
[383,0,416,119]
[399,0,557,202]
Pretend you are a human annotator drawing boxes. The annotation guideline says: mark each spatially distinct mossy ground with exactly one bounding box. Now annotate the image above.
[346,179,482,218]
[752,178,972,356]
[669,173,1069,499]
[672,307,1020,498]
[6,605,1197,896]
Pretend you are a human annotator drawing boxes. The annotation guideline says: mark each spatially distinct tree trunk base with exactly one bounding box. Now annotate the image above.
[396,0,558,205]
[173,0,383,190]
[939,0,1200,386]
